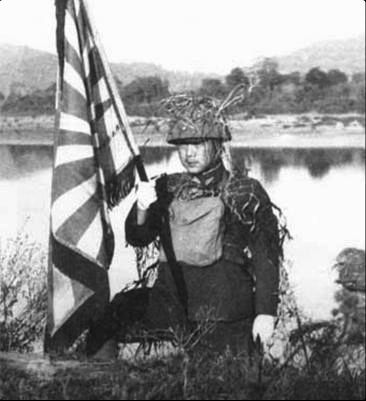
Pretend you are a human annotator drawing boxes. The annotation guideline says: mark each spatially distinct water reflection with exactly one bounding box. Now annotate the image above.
[140,146,365,184]
[1,145,364,184]
[0,145,53,179]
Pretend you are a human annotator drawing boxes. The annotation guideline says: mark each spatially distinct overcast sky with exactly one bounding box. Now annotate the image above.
[0,0,364,73]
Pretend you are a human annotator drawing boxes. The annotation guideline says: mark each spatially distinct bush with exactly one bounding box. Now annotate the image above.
[0,232,47,352]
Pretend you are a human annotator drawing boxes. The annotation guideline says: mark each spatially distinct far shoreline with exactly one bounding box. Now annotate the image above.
[1,135,364,149]
[0,113,364,149]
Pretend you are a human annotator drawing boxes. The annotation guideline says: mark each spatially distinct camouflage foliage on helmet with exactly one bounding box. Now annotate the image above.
[161,83,252,144]
[161,94,232,144]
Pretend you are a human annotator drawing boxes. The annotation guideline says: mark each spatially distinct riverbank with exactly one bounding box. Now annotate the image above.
[0,114,364,148]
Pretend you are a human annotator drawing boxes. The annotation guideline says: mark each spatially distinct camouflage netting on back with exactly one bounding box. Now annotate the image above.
[222,168,291,267]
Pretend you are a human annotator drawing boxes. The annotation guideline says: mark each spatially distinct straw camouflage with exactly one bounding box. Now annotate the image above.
[161,95,230,144]
[161,85,248,144]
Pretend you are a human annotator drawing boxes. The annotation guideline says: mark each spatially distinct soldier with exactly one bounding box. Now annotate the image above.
[87,94,285,359]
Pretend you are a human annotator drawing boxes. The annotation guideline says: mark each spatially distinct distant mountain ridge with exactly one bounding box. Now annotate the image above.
[0,35,364,97]
[0,44,214,97]
[273,35,365,74]
[0,45,57,96]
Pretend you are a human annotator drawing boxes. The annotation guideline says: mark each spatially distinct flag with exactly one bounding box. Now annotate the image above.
[46,0,144,351]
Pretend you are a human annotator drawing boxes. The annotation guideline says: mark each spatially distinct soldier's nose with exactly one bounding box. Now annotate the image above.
[186,144,197,157]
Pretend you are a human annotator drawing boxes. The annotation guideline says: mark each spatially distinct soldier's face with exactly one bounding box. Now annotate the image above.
[177,141,217,174]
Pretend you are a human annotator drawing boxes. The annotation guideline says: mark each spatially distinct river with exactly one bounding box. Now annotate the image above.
[0,144,364,321]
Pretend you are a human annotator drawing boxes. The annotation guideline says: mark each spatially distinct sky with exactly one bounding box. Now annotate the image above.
[0,0,364,73]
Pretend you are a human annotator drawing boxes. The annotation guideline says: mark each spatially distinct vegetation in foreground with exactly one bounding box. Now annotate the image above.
[0,234,365,400]
[0,348,365,400]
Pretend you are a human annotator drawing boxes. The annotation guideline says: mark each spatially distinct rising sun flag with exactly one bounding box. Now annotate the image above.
[45,0,147,351]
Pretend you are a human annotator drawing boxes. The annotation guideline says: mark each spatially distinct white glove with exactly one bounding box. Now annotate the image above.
[136,180,158,211]
[252,314,275,346]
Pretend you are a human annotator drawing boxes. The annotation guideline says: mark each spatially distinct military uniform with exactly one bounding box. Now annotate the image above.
[86,92,283,357]
[125,161,280,348]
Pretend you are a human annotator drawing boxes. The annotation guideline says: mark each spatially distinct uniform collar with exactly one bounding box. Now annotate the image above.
[190,161,227,190]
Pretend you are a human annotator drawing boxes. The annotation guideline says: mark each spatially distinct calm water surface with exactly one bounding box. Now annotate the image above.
[0,144,364,320]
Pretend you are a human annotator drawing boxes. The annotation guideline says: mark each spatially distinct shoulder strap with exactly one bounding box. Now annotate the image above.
[156,175,189,318]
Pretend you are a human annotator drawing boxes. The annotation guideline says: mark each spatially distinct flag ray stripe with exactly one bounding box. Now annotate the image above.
[73,0,81,17]
[94,99,113,122]
[52,158,96,202]
[62,82,89,121]
[96,147,115,180]
[59,112,91,135]
[87,47,102,87]
[77,20,92,77]
[76,210,104,259]
[47,289,106,350]
[64,61,87,99]
[65,0,75,14]
[52,236,109,290]
[65,10,81,55]
[58,130,92,146]
[52,265,79,326]
[70,280,94,316]
[52,174,97,233]
[93,77,110,104]
[110,135,135,174]
[64,39,83,77]
[82,39,91,78]
[93,102,114,143]
[96,239,107,266]
[55,195,100,246]
[55,145,94,167]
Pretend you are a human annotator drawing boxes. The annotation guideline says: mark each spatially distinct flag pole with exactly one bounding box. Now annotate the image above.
[81,0,148,182]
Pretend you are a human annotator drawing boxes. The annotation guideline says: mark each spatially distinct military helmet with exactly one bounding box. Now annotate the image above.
[161,94,232,145]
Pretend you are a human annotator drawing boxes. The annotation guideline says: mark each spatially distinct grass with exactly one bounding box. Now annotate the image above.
[0,348,365,400]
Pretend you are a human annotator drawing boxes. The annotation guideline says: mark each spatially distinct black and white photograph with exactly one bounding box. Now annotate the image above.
[0,0,365,399]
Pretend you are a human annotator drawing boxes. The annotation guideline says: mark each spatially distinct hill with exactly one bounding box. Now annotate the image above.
[0,44,57,96]
[274,35,365,75]
[0,35,364,98]
[0,44,213,97]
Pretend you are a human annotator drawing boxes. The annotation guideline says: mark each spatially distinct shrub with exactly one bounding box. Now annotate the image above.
[0,232,47,352]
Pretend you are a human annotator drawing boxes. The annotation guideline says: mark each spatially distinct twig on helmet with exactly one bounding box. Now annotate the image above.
[247,71,260,93]
[217,84,247,114]
[217,76,261,115]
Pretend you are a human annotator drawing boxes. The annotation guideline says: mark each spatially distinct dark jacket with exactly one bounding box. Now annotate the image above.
[125,170,280,323]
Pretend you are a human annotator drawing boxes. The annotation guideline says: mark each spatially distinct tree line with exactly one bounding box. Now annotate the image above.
[0,58,364,116]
